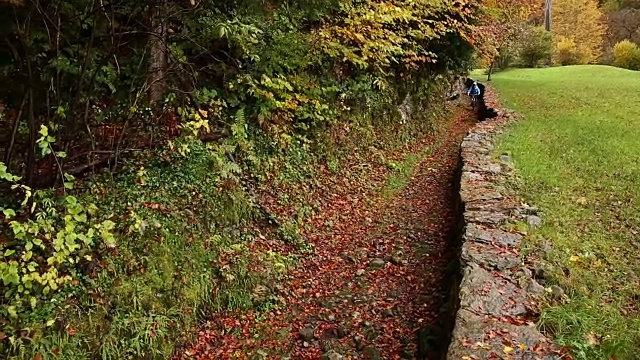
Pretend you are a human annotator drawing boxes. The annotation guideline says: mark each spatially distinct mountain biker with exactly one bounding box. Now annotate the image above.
[468,81,480,97]
[467,81,481,110]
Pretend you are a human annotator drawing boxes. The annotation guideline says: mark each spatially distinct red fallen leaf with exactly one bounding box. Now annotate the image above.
[33,355,43,360]
[67,327,76,336]
[52,347,61,356]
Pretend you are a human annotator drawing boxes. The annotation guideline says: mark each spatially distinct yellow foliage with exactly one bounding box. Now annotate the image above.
[555,37,582,65]
[484,0,541,23]
[613,40,640,70]
[314,0,477,71]
[552,0,606,64]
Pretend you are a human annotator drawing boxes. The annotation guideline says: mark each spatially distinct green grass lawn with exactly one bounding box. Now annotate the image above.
[490,65,640,360]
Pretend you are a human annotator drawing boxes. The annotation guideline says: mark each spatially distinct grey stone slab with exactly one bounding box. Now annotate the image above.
[458,263,527,317]
[465,224,523,248]
[447,309,560,360]
[465,210,509,226]
[461,242,521,270]
[461,188,503,203]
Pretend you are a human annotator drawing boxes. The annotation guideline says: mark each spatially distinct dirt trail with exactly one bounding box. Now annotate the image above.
[179,110,475,359]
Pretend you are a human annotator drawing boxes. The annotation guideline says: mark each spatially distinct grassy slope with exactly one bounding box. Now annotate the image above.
[491,65,640,359]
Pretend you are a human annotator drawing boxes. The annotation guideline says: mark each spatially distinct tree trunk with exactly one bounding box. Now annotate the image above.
[25,86,36,187]
[148,0,168,104]
[544,0,552,32]
[4,91,28,167]
[487,59,495,82]
[545,0,553,66]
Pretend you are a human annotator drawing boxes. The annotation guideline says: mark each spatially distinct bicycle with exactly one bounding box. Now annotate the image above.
[470,94,480,111]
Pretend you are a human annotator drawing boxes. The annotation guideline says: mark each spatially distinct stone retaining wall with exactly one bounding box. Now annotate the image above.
[446,92,560,359]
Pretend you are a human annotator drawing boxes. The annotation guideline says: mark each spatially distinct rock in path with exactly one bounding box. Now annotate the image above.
[363,346,382,360]
[321,350,344,360]
[299,326,315,341]
[369,258,386,269]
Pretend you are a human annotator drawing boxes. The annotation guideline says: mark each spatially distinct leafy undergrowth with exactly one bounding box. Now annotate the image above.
[491,66,640,359]
[176,108,474,359]
[0,142,293,360]
[1,85,470,359]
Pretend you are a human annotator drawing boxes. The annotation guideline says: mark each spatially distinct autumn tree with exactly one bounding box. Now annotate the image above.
[553,0,607,63]
[519,26,554,67]
[478,0,542,80]
[602,0,640,62]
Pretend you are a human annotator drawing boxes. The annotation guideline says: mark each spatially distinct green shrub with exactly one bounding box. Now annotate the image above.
[496,48,518,70]
[613,40,640,70]
[518,26,554,68]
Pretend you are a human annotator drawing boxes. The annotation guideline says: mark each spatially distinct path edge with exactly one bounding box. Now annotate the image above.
[446,88,560,359]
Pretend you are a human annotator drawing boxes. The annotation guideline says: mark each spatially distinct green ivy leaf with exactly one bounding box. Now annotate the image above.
[101,220,116,231]
[39,125,48,137]
[2,208,16,218]
[22,251,33,261]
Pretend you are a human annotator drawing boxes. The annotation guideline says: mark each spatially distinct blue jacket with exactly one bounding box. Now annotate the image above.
[468,84,480,96]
